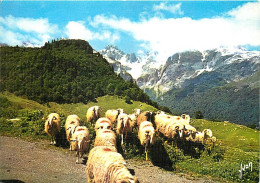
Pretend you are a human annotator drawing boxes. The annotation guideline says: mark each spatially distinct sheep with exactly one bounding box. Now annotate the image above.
[192,129,213,143]
[44,113,61,145]
[154,113,174,131]
[65,114,80,149]
[138,121,155,161]
[116,113,132,145]
[154,113,192,140]
[86,106,101,125]
[105,108,124,124]
[70,126,91,164]
[86,146,139,183]
[160,121,185,139]
[181,114,190,124]
[154,113,190,131]
[95,117,112,131]
[94,129,117,149]
[128,108,141,129]
[136,111,154,126]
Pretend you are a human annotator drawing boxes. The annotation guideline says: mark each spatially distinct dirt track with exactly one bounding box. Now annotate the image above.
[0,136,214,183]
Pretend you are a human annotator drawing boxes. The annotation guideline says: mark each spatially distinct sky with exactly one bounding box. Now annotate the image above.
[1,0,260,62]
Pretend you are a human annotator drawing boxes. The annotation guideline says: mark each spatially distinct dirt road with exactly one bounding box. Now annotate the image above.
[0,136,213,183]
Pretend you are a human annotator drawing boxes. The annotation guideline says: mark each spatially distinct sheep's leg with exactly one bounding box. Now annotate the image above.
[76,151,79,164]
[145,146,148,161]
[121,134,124,145]
[53,135,56,145]
[50,135,54,145]
[69,144,72,151]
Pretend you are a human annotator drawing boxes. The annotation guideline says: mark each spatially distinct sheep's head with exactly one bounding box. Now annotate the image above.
[122,116,130,128]
[94,106,101,116]
[133,108,141,116]
[97,122,112,130]
[47,115,56,127]
[67,125,77,139]
[181,114,190,121]
[117,108,124,114]
[203,129,213,138]
[144,111,154,122]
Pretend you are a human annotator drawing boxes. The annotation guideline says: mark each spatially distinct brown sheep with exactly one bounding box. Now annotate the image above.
[86,146,139,183]
[44,113,61,145]
[136,111,154,126]
[70,126,91,164]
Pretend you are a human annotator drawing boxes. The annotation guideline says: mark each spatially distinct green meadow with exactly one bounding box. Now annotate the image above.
[0,92,259,182]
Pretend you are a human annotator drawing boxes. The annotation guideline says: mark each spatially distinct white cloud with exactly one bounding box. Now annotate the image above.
[153,2,183,15]
[91,1,260,62]
[0,15,58,46]
[65,21,119,43]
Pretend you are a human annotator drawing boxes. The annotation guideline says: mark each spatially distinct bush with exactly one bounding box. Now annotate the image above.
[194,110,203,119]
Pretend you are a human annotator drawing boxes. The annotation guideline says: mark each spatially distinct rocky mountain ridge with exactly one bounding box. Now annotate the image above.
[100,45,260,125]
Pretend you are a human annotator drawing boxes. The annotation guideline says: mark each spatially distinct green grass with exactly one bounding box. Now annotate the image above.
[190,119,259,152]
[0,92,259,182]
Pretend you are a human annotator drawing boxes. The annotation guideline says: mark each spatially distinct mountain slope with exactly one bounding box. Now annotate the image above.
[100,46,259,126]
[0,39,154,105]
[137,48,260,95]
[99,45,158,80]
[157,71,259,126]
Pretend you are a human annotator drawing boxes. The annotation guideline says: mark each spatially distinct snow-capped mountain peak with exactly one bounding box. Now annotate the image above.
[99,45,160,79]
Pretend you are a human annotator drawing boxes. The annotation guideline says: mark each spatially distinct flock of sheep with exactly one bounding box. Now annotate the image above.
[44,106,216,183]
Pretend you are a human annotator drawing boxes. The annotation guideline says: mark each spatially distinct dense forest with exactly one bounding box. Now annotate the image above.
[0,39,158,107]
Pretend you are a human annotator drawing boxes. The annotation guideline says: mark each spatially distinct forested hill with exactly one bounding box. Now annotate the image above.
[0,39,155,106]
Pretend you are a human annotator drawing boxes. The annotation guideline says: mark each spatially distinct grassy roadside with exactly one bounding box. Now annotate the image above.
[0,92,259,182]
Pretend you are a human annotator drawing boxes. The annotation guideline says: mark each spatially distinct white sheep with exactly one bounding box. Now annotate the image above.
[70,126,91,164]
[105,108,124,125]
[138,121,155,161]
[116,113,132,145]
[181,114,191,125]
[86,146,139,183]
[44,113,61,145]
[192,129,213,143]
[65,114,80,149]
[86,106,101,124]
[94,129,117,149]
[95,117,112,131]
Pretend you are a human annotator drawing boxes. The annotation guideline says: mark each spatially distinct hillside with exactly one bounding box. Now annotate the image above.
[0,92,259,182]
[158,71,259,127]
[0,39,154,106]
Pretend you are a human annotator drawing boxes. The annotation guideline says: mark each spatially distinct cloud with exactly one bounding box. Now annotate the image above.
[0,15,58,46]
[65,21,119,43]
[91,1,260,61]
[153,2,184,15]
